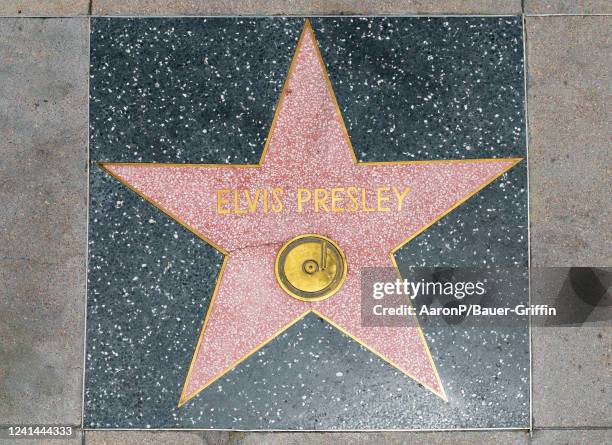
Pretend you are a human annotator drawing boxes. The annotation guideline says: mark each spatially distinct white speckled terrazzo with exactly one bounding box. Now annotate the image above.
[86,17,528,429]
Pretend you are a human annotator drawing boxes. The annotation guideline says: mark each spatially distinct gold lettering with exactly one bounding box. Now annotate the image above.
[272,188,284,213]
[216,185,410,215]
[216,189,230,214]
[391,186,411,211]
[297,188,311,212]
[377,187,391,212]
[346,187,359,212]
[314,188,329,212]
[234,190,247,214]
[361,188,375,212]
[331,188,345,213]
[263,189,269,213]
[244,189,261,213]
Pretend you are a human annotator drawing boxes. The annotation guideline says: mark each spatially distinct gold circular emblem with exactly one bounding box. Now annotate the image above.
[275,234,347,302]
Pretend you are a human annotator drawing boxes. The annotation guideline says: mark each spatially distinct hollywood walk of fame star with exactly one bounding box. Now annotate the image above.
[100,20,521,406]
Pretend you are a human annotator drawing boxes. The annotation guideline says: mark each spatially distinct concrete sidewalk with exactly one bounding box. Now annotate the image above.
[0,1,610,444]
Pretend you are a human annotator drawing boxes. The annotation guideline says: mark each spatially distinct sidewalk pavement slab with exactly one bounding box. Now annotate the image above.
[0,18,88,426]
[92,0,521,16]
[527,14,611,430]
[85,431,228,444]
[0,1,89,16]
[525,1,612,15]
[84,430,529,444]
[527,16,611,268]
[531,428,612,444]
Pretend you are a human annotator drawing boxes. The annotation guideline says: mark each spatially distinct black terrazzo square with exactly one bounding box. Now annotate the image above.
[86,17,528,429]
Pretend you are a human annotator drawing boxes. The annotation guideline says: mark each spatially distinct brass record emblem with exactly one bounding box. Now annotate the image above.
[275,234,347,302]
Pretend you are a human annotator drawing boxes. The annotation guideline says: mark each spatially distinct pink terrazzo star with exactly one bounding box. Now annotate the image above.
[101,21,521,406]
